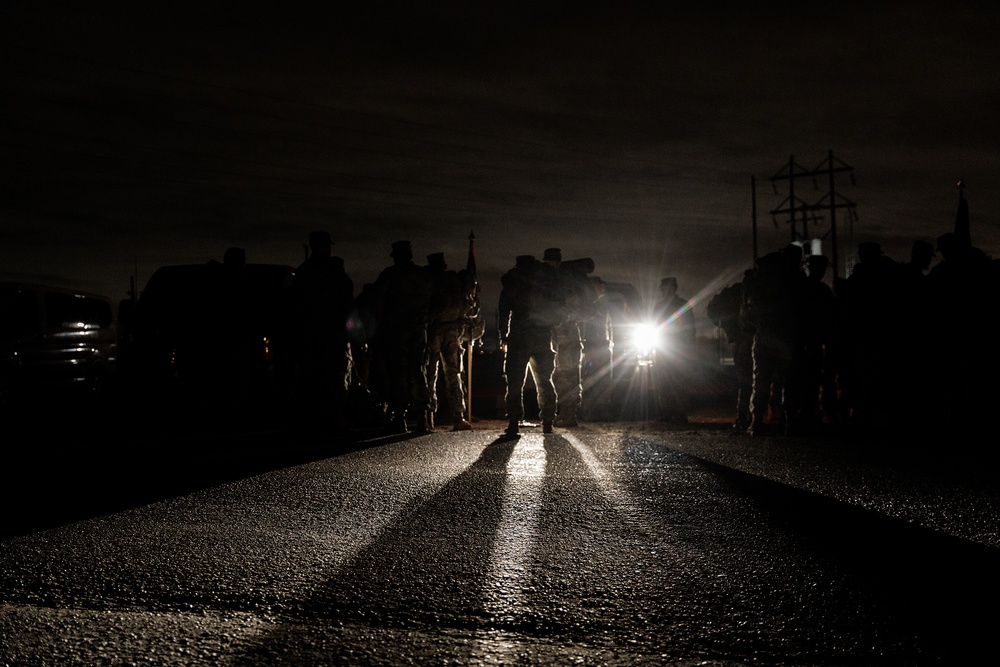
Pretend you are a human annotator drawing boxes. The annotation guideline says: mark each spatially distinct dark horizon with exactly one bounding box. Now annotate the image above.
[3,2,998,323]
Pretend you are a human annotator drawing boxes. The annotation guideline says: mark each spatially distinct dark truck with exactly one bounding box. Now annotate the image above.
[1,282,118,406]
[118,262,296,419]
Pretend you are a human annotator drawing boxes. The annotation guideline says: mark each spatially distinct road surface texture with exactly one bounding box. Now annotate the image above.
[2,416,997,665]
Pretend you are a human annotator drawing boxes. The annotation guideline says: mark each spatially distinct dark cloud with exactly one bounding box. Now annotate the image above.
[2,1,999,330]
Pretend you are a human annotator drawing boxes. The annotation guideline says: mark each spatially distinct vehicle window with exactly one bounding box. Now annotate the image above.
[0,288,38,337]
[44,292,113,329]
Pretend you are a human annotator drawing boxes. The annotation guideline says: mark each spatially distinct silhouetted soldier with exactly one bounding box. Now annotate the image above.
[424,252,478,431]
[581,275,614,420]
[196,247,255,412]
[926,231,994,432]
[839,241,903,430]
[708,272,754,432]
[541,248,574,426]
[653,276,695,422]
[290,231,354,431]
[550,253,598,427]
[801,254,837,432]
[498,255,563,438]
[371,240,433,433]
[904,239,935,281]
[896,239,936,423]
[342,281,390,428]
[743,250,808,436]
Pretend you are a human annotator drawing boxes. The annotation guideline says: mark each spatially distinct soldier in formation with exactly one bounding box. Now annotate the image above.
[707,270,754,432]
[652,276,696,422]
[544,249,599,427]
[369,240,434,433]
[741,246,808,436]
[425,252,483,431]
[498,255,564,438]
[707,211,1000,438]
[288,231,355,432]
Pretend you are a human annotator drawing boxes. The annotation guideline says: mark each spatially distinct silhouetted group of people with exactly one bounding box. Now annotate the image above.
[709,226,1000,438]
[190,236,703,436]
[497,248,696,437]
[297,235,485,434]
[196,233,484,434]
[499,248,609,436]
[197,217,1000,441]
[179,208,1000,444]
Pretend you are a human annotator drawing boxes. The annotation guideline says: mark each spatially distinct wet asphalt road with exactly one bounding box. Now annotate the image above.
[1,421,997,665]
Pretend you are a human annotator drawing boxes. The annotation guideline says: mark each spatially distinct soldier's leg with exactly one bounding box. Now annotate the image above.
[553,335,583,426]
[330,339,351,430]
[748,337,772,435]
[529,345,557,431]
[503,343,529,433]
[733,339,753,430]
[441,334,471,429]
[380,333,409,430]
[425,329,443,420]
[407,327,432,432]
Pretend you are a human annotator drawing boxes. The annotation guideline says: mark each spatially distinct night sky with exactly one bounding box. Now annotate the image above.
[3,1,999,333]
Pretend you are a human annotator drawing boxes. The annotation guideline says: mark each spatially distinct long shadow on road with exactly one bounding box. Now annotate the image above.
[232,436,518,665]
[0,406,400,540]
[682,453,1000,661]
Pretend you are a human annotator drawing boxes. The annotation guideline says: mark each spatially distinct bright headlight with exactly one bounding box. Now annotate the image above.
[630,323,659,353]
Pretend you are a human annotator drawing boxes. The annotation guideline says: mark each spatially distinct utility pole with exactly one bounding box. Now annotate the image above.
[809,150,857,282]
[766,151,857,282]
[768,155,820,244]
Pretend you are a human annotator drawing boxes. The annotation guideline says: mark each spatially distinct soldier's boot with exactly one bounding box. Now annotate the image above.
[503,420,520,438]
[414,409,433,434]
[542,419,553,434]
[388,413,408,434]
[553,406,578,428]
[452,415,473,431]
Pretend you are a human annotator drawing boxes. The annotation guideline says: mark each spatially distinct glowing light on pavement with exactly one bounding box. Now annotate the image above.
[482,434,546,622]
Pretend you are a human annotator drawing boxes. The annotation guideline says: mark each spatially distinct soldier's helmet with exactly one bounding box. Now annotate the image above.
[426,252,446,270]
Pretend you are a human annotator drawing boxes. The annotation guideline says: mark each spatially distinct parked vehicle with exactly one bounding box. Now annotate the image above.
[1,282,118,405]
[118,262,296,416]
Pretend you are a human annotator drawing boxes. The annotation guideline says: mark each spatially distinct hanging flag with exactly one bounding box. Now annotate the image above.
[465,229,477,424]
[466,229,477,279]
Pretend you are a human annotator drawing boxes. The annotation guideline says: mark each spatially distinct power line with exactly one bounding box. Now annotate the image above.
[768,151,857,281]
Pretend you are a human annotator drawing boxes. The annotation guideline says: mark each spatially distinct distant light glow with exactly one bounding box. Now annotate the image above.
[627,321,666,366]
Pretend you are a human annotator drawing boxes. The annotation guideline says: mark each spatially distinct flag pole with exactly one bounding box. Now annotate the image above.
[955,177,970,248]
[466,230,476,424]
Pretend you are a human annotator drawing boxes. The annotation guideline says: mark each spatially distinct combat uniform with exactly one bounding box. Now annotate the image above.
[290,232,354,430]
[498,255,563,436]
[743,251,808,436]
[371,241,433,433]
[652,277,696,422]
[552,257,598,427]
[425,253,481,431]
